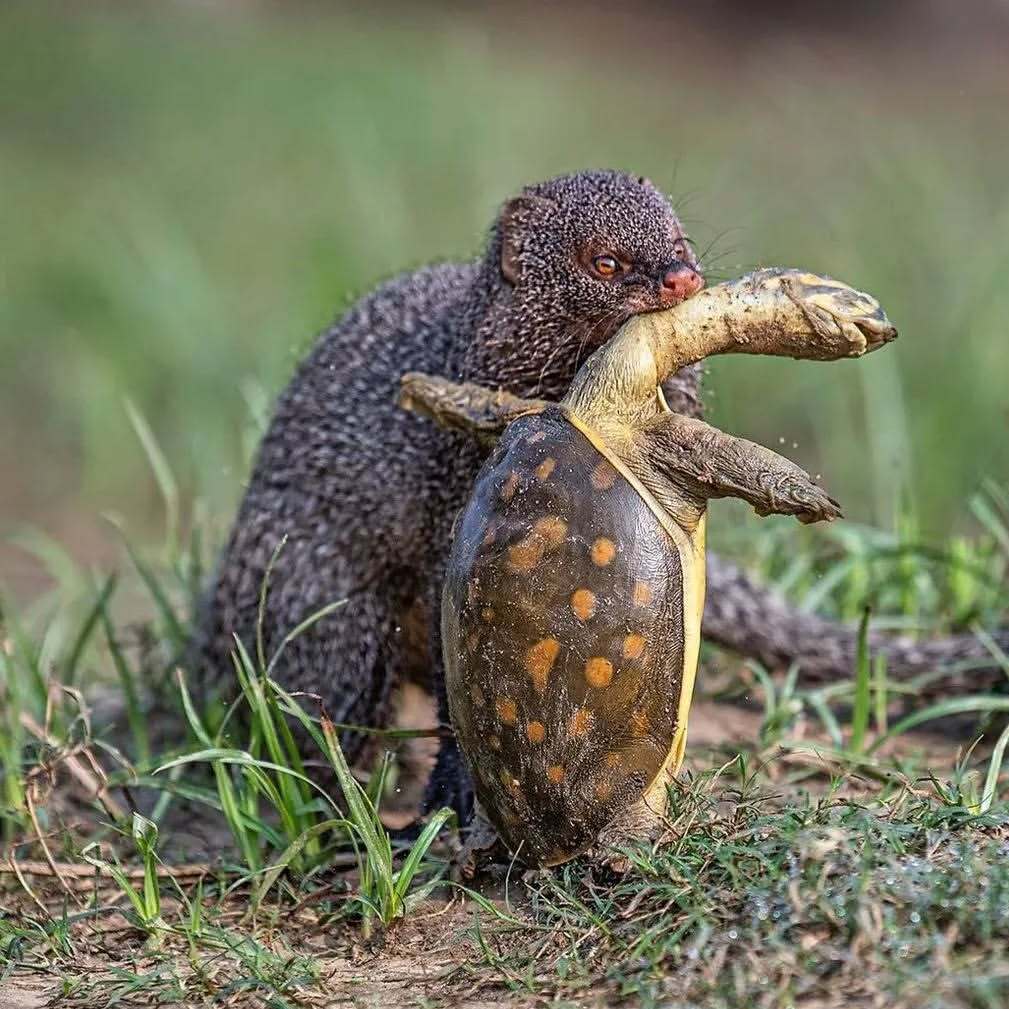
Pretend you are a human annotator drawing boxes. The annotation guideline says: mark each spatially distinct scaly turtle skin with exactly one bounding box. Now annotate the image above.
[401,267,897,866]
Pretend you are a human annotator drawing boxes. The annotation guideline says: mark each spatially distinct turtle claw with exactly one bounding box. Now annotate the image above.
[451,809,505,882]
[799,280,898,357]
[795,486,844,525]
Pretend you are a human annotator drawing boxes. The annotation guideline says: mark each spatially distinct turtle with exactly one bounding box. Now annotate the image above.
[398,267,897,867]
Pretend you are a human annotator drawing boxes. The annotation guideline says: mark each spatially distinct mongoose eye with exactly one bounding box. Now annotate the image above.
[591,255,622,278]
[672,239,691,262]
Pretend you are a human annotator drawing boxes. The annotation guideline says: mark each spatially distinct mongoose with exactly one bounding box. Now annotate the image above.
[197,170,1009,817]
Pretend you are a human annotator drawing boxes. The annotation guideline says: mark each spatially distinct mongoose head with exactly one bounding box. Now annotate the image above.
[481,170,702,393]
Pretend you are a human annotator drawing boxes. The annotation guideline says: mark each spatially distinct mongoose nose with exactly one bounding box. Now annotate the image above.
[661,265,704,303]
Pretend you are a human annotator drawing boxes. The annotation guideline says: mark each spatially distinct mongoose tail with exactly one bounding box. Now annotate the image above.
[705,556,1009,698]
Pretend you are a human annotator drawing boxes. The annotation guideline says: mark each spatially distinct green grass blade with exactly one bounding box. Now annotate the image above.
[848,608,873,755]
[266,599,347,677]
[117,532,187,651]
[971,623,1009,680]
[253,818,346,909]
[806,691,844,750]
[174,669,214,749]
[64,573,118,686]
[979,721,1009,814]
[100,607,150,763]
[873,653,889,735]
[256,535,288,674]
[867,697,1009,755]
[125,397,180,559]
[392,807,452,906]
[318,716,396,919]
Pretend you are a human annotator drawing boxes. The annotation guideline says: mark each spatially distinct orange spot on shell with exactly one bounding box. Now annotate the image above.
[630,709,651,737]
[500,471,521,502]
[570,588,597,621]
[507,535,545,573]
[633,581,653,607]
[526,721,546,744]
[535,457,556,482]
[590,460,618,490]
[623,633,646,660]
[605,750,623,768]
[594,779,614,801]
[591,537,617,567]
[568,708,594,737]
[533,515,568,549]
[481,607,495,623]
[496,697,518,724]
[525,638,560,693]
[547,764,566,784]
[585,656,614,688]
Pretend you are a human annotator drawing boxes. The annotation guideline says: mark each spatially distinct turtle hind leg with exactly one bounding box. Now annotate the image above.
[453,805,510,882]
[588,799,666,875]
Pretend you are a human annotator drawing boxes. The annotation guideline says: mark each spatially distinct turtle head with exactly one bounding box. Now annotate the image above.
[636,268,898,386]
[562,268,897,424]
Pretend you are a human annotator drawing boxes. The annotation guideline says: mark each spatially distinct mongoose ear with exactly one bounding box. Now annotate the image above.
[499,194,555,285]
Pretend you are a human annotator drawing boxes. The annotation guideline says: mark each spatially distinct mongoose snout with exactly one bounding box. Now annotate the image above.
[660,263,704,304]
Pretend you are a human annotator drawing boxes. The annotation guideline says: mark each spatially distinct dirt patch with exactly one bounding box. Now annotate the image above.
[0,897,526,1009]
[0,981,49,1009]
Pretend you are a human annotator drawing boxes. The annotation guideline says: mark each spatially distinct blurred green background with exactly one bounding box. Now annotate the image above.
[2,1,1008,599]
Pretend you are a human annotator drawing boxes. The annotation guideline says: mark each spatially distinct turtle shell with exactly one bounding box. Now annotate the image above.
[442,407,686,865]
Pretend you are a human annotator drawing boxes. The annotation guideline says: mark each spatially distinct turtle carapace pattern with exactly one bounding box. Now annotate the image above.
[443,408,684,864]
[402,267,897,865]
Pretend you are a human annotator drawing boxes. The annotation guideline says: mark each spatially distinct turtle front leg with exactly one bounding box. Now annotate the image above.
[640,413,842,524]
[399,372,547,445]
